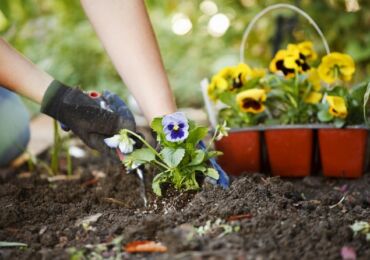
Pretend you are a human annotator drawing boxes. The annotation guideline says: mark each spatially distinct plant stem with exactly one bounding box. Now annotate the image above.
[206,128,219,151]
[126,130,159,155]
[124,129,170,169]
[153,159,170,170]
[66,145,72,176]
[51,120,61,174]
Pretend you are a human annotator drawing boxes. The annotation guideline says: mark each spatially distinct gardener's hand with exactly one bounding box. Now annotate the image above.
[40,80,136,155]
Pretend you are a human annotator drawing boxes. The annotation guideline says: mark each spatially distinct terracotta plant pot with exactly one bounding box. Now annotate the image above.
[318,128,368,178]
[215,130,261,175]
[265,128,314,177]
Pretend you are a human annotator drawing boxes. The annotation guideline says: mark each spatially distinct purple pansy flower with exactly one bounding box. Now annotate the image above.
[162,112,189,142]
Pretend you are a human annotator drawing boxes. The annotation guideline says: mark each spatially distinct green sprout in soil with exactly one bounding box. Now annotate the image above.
[104,112,229,196]
[50,120,73,176]
[350,221,370,241]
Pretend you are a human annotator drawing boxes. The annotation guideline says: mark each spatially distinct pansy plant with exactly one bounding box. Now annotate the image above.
[208,41,370,127]
[208,63,268,127]
[316,52,370,127]
[105,112,229,196]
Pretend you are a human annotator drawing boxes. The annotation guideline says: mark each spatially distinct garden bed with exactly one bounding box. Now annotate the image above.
[1,142,370,259]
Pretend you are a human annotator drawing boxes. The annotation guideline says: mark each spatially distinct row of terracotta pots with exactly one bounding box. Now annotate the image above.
[215,126,369,178]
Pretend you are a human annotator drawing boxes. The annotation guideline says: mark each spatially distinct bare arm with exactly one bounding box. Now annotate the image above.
[80,0,176,121]
[0,38,53,103]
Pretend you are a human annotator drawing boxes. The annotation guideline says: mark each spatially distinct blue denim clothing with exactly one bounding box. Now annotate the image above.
[0,87,30,167]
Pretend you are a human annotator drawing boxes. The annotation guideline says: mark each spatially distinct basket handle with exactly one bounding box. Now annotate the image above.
[239,3,330,63]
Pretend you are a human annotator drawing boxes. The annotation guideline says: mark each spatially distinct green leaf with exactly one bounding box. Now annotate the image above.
[151,117,163,135]
[350,81,368,102]
[152,171,168,196]
[334,118,345,128]
[190,165,207,172]
[318,110,333,122]
[242,77,260,90]
[363,81,370,125]
[186,126,209,145]
[161,147,185,168]
[129,148,155,162]
[205,168,219,180]
[189,150,205,166]
[287,93,298,108]
[0,242,27,248]
[328,86,349,96]
[206,150,223,159]
[219,91,235,107]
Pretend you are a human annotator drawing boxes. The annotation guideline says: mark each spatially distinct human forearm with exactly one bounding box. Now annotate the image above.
[0,38,53,103]
[80,0,176,121]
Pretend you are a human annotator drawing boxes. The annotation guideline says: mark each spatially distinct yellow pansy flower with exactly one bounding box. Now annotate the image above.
[236,88,266,114]
[270,50,296,78]
[270,46,309,78]
[326,95,348,118]
[231,63,252,90]
[318,52,355,84]
[218,67,233,78]
[207,75,228,102]
[287,44,310,72]
[297,41,317,61]
[304,92,322,104]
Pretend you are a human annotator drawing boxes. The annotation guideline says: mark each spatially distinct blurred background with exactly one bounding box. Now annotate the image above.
[1,0,369,115]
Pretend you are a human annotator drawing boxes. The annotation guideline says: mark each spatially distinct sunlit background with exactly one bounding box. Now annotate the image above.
[1,0,369,113]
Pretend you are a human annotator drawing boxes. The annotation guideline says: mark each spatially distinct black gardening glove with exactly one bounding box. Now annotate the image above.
[40,80,136,156]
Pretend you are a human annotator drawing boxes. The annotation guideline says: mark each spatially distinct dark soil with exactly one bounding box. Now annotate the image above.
[1,143,370,259]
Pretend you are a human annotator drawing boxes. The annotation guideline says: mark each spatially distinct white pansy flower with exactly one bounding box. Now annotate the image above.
[104,130,136,154]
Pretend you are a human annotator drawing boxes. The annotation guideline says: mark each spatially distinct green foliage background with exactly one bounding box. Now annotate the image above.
[1,0,369,109]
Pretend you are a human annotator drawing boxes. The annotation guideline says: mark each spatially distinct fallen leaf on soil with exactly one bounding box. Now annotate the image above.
[0,241,27,248]
[227,213,252,221]
[103,197,126,207]
[124,241,167,253]
[47,174,81,182]
[339,184,349,193]
[341,246,356,260]
[81,177,99,187]
[82,170,106,187]
[75,213,103,227]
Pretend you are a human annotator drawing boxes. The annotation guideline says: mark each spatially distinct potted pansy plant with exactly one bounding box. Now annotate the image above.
[105,112,229,196]
[206,63,267,175]
[263,41,321,177]
[202,4,369,178]
[204,40,369,178]
[315,52,370,178]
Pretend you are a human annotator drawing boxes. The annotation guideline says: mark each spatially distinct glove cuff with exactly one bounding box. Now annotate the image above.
[40,80,71,119]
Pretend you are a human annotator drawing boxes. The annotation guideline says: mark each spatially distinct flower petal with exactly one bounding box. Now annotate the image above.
[119,141,134,154]
[162,112,190,142]
[104,135,121,148]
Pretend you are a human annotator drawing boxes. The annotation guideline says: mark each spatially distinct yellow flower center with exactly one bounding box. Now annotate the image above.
[173,124,179,131]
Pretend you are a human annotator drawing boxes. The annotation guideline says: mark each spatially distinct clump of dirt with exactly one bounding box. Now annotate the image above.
[0,146,370,259]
